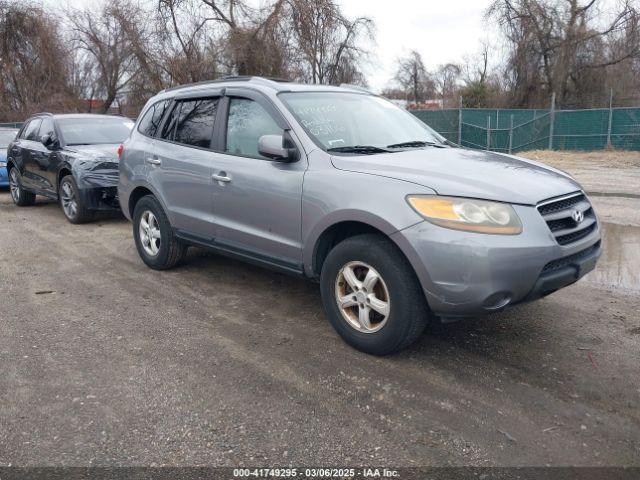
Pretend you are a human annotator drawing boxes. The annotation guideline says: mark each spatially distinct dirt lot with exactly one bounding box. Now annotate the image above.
[522,150,640,199]
[522,150,640,169]
[1,162,639,466]
[522,150,640,227]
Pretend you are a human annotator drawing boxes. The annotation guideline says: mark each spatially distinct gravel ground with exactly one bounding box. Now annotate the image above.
[521,150,640,198]
[0,188,639,467]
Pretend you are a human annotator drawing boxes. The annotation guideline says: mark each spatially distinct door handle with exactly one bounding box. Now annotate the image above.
[212,173,232,183]
[146,157,161,166]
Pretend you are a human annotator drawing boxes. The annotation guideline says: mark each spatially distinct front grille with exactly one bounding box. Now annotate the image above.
[537,192,597,246]
[542,241,601,273]
[538,194,585,216]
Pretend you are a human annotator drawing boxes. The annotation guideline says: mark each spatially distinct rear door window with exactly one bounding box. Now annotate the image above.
[173,98,218,148]
[159,98,219,148]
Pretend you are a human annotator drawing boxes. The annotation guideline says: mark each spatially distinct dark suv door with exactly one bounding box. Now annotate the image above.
[27,117,58,195]
[13,118,42,190]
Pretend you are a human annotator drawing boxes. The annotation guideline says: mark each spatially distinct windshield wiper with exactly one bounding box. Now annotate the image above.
[327,145,392,154]
[386,140,442,149]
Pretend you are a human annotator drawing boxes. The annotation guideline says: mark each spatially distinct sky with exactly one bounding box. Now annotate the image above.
[339,0,495,92]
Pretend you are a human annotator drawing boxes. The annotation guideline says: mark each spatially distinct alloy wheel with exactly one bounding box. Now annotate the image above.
[60,182,78,219]
[9,169,20,203]
[139,210,161,256]
[334,261,391,333]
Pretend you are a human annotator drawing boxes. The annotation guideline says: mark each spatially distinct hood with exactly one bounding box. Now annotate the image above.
[331,147,581,205]
[67,144,120,162]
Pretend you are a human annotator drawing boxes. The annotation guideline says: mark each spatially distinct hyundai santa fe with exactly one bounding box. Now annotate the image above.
[118,76,601,355]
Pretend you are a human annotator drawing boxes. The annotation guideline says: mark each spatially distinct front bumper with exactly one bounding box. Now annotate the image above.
[79,186,120,211]
[0,166,8,187]
[523,241,601,302]
[392,204,602,317]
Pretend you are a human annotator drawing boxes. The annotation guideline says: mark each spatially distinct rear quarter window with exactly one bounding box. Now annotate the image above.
[138,100,170,138]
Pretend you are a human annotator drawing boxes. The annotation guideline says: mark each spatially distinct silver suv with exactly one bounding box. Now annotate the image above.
[118,76,601,355]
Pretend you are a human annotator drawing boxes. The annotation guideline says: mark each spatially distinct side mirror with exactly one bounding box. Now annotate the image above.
[41,134,58,150]
[258,134,298,162]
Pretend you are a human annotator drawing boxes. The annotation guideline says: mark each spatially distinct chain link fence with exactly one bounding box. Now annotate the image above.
[412,105,640,152]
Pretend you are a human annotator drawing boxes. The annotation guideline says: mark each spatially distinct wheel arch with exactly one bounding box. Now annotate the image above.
[306,210,417,278]
[127,183,170,220]
[311,221,385,277]
[6,159,18,176]
[57,166,73,189]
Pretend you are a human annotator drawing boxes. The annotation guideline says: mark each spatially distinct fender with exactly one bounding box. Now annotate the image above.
[55,161,73,187]
[121,178,171,222]
[302,209,415,277]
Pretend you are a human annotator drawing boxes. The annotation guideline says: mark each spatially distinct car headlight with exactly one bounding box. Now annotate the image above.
[407,195,523,235]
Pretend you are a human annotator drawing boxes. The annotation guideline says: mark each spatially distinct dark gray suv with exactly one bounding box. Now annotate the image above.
[118,76,601,355]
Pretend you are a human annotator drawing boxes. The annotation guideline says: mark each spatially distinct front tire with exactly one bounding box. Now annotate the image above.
[59,175,94,224]
[320,234,430,355]
[9,168,36,206]
[133,195,187,270]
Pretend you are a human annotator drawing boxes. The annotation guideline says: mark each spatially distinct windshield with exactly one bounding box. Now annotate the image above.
[58,117,134,146]
[279,92,444,153]
[0,130,17,148]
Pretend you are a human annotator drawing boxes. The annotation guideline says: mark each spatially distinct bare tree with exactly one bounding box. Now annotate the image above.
[286,0,373,85]
[488,0,640,107]
[155,0,221,84]
[0,1,75,120]
[434,63,461,107]
[67,0,144,113]
[225,0,296,78]
[394,50,435,104]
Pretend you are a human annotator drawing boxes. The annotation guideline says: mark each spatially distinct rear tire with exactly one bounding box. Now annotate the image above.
[320,233,430,355]
[8,168,36,206]
[133,195,187,270]
[59,175,94,224]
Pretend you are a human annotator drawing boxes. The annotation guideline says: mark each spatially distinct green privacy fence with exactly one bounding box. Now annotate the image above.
[4,107,640,152]
[412,106,640,152]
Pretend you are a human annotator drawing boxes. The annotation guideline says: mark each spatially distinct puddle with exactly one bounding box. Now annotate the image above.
[584,222,640,292]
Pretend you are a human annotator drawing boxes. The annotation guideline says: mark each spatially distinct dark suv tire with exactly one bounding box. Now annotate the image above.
[320,233,430,355]
[59,175,94,224]
[133,195,187,270]
[8,168,36,206]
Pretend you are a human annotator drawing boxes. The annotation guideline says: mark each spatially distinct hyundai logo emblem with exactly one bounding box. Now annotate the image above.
[572,209,584,223]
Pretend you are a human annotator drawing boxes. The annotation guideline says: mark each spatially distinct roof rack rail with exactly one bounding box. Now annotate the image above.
[33,112,54,117]
[339,84,372,94]
[162,75,293,93]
